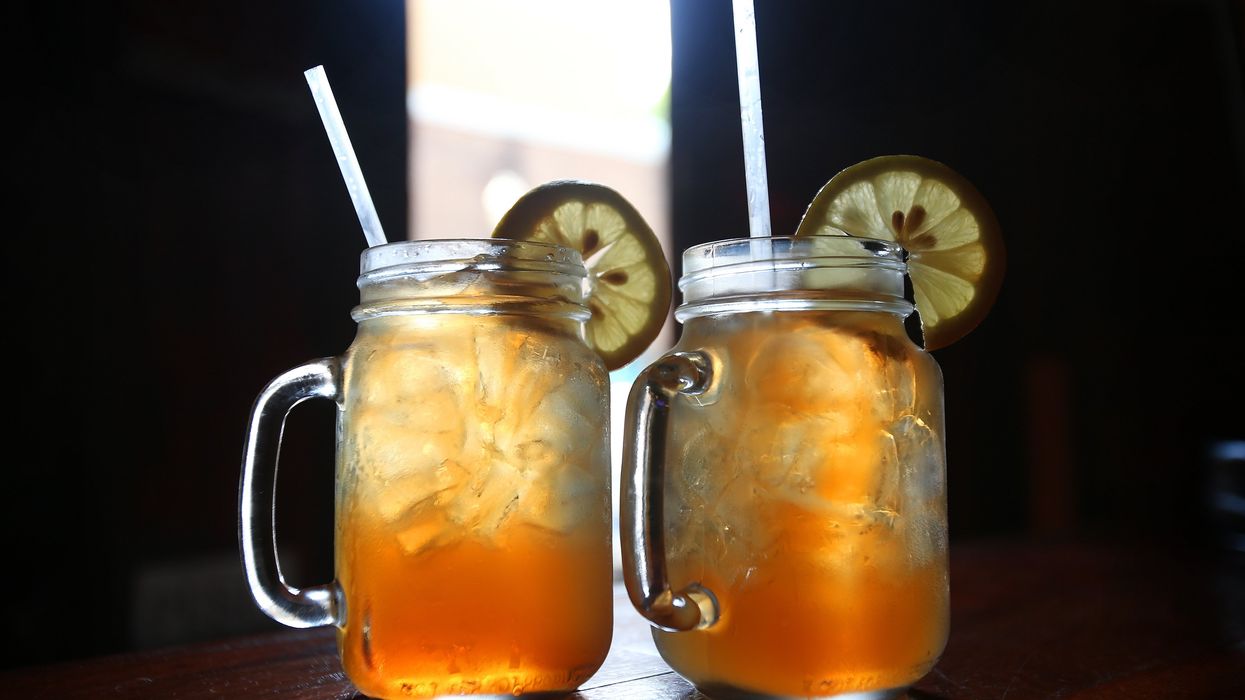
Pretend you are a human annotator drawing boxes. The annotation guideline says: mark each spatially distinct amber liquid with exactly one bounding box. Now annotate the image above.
[335,313,612,698]
[658,311,949,696]
[656,519,947,696]
[337,518,612,698]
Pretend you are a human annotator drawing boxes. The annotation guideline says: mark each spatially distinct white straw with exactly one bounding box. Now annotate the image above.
[304,66,388,248]
[732,0,772,239]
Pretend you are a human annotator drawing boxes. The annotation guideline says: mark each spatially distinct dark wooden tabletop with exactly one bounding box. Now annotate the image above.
[6,540,1244,699]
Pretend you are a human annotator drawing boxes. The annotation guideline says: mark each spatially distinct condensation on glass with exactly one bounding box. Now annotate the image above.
[622,235,949,699]
[240,240,613,699]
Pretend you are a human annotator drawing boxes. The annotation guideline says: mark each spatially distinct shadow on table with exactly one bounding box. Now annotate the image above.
[907,690,952,700]
[674,689,951,700]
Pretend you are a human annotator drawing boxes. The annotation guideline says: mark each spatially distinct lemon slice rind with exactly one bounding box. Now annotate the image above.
[493,180,672,370]
[796,155,1004,350]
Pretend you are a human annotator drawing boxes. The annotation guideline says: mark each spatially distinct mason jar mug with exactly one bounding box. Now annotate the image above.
[622,235,949,699]
[240,240,614,699]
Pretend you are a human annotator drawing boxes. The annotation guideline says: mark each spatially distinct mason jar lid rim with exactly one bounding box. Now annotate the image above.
[681,234,905,277]
[359,238,586,277]
[678,256,907,292]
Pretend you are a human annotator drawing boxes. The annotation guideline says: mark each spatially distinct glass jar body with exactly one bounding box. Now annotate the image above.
[653,308,949,697]
[335,241,612,698]
[239,239,614,699]
[335,309,613,698]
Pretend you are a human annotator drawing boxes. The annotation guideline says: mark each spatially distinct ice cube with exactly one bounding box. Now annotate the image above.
[868,337,917,423]
[743,326,872,417]
[450,457,521,532]
[395,504,455,555]
[889,414,947,566]
[536,367,606,431]
[890,414,945,509]
[519,460,606,534]
[666,427,718,564]
[712,474,781,580]
[350,399,466,484]
[495,371,605,533]
[355,331,472,410]
[812,436,883,504]
[678,417,746,510]
[351,411,432,482]
[512,439,559,473]
[471,329,525,416]
[347,332,471,485]
[370,471,434,522]
[871,428,902,519]
[431,459,472,506]
[472,325,599,447]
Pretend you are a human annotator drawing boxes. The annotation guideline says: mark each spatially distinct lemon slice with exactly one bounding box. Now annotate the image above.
[492,180,672,370]
[795,155,1005,350]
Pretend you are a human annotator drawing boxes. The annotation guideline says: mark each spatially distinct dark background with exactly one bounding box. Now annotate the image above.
[9,0,1244,671]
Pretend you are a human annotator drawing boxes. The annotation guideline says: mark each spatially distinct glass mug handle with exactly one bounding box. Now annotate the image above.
[238,358,342,628]
[621,350,720,632]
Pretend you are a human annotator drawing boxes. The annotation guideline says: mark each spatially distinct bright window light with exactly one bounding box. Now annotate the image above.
[407,0,671,237]
[409,0,670,155]
[407,1,673,575]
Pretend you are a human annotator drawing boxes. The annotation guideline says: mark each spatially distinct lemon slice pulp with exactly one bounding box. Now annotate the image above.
[492,180,672,370]
[795,155,1004,350]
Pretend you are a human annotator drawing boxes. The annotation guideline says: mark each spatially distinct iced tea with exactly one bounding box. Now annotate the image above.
[622,236,949,698]
[658,310,948,696]
[335,307,613,698]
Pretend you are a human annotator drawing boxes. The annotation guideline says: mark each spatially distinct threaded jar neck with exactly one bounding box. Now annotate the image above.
[352,239,590,322]
[675,234,913,322]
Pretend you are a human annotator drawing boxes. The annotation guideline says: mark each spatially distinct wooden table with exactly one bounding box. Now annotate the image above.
[7,541,1244,698]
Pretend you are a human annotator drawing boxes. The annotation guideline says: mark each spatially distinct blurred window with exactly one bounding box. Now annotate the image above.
[406,0,671,241]
[407,0,673,572]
